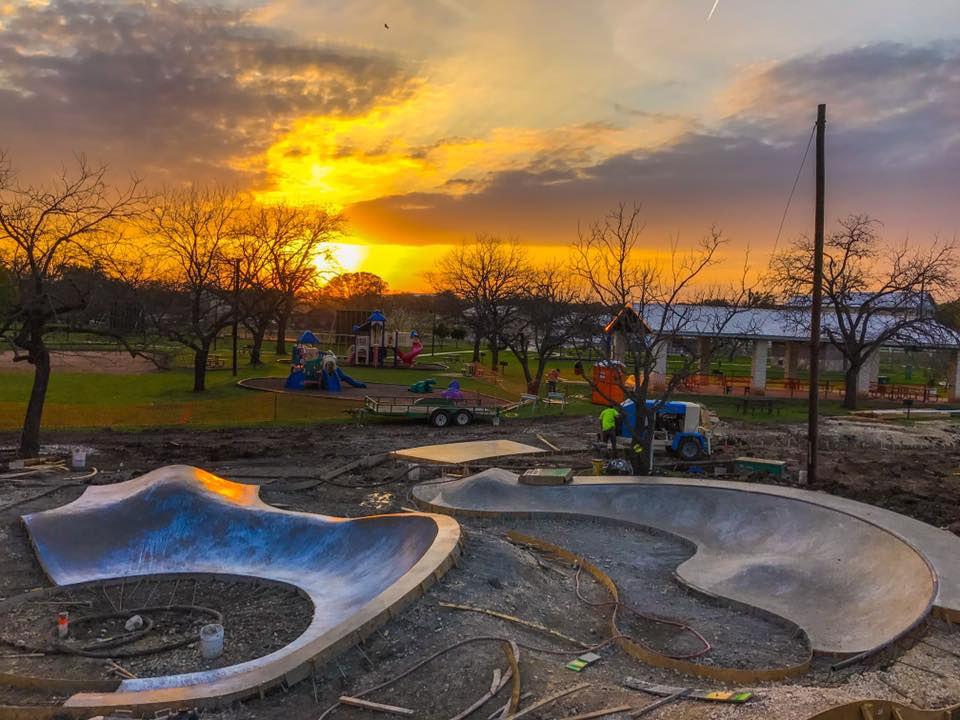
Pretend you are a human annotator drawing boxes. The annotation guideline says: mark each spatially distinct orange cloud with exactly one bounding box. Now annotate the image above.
[248,83,691,210]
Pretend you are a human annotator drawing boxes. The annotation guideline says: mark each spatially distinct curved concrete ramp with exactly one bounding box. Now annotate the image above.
[21,465,461,712]
[412,471,947,658]
[807,699,960,719]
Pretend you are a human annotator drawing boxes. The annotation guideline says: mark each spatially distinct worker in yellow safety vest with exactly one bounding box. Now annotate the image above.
[599,406,620,451]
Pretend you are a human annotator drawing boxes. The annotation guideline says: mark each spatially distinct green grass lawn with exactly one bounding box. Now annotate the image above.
[0,347,934,433]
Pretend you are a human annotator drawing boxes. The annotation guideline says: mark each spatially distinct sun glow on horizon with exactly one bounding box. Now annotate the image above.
[316,241,370,279]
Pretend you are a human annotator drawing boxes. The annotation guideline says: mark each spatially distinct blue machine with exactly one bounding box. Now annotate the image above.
[617,399,711,460]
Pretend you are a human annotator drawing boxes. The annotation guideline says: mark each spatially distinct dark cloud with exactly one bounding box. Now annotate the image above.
[0,0,414,183]
[348,42,960,252]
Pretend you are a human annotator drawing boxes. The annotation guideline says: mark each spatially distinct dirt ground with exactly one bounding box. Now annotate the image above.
[0,414,958,719]
[0,351,161,374]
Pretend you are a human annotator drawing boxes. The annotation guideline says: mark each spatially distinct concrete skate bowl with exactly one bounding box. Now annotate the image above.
[12,465,461,717]
[807,699,960,719]
[413,471,960,674]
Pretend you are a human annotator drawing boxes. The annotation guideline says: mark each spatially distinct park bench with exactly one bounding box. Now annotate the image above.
[543,391,567,413]
[206,354,225,370]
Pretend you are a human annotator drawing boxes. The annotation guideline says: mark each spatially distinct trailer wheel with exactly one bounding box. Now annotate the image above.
[453,409,473,426]
[430,410,451,428]
[677,437,702,461]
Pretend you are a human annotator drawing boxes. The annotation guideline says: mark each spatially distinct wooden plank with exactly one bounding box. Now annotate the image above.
[439,602,590,648]
[447,667,511,720]
[503,683,589,720]
[339,696,415,716]
[556,705,632,720]
[628,689,689,718]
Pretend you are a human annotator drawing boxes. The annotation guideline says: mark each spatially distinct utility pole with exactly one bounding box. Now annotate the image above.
[232,258,240,377]
[807,103,826,484]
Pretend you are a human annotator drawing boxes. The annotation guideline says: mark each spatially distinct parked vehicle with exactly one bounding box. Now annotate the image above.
[617,399,712,460]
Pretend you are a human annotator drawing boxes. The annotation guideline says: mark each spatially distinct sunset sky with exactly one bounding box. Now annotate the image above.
[1,1,958,291]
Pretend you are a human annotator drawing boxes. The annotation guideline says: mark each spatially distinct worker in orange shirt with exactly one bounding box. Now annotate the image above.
[546,368,561,394]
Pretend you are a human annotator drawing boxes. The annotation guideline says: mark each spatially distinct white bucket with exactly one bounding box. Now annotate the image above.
[71,448,87,470]
[199,623,224,660]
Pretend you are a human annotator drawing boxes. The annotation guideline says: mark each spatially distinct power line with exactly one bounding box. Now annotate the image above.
[773,122,817,253]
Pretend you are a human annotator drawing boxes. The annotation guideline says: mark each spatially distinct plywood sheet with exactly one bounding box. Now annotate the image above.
[394,440,545,464]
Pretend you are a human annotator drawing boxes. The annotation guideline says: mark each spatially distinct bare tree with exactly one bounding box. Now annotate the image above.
[503,265,592,393]
[321,271,388,303]
[430,235,530,371]
[236,204,340,364]
[141,186,246,392]
[270,208,342,356]
[769,214,957,409]
[572,203,750,474]
[0,153,143,457]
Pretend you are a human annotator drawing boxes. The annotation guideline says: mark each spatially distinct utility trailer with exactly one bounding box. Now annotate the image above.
[362,394,503,427]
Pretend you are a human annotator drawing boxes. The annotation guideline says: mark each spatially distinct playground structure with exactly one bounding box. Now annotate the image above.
[284,331,366,391]
[16,465,461,715]
[348,310,424,368]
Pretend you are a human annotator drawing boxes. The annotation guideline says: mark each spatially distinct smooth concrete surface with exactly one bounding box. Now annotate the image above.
[413,471,948,656]
[393,440,546,464]
[21,465,461,710]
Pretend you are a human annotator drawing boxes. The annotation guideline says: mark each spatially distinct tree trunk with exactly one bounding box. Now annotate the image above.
[275,313,289,356]
[18,344,50,458]
[490,337,500,371]
[472,334,481,362]
[843,363,862,410]
[250,327,266,367]
[193,346,209,393]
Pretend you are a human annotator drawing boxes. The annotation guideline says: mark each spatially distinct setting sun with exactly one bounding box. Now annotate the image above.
[317,242,369,278]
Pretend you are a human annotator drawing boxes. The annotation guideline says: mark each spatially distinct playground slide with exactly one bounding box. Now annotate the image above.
[398,343,423,366]
[336,368,367,388]
[321,368,341,392]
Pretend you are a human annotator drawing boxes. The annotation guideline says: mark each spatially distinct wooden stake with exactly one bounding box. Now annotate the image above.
[338,696,414,716]
[439,602,590,648]
[503,683,589,720]
[629,689,689,718]
[536,434,561,452]
[557,706,632,720]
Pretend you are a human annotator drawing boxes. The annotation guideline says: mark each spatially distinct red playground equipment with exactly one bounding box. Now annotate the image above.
[347,310,424,368]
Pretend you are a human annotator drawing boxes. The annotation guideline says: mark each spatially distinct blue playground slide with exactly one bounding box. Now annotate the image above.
[321,368,341,392]
[336,368,366,388]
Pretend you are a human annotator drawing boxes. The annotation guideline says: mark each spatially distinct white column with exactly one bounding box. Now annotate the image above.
[751,340,769,394]
[949,349,960,402]
[610,331,625,362]
[824,344,844,373]
[652,341,668,390]
[856,350,881,395]
[784,341,800,380]
[697,338,712,374]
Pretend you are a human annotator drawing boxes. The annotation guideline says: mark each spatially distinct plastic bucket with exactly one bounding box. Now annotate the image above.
[71,449,87,470]
[199,623,224,660]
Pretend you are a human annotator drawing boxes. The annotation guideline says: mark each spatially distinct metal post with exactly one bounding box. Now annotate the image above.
[232,258,240,377]
[807,103,826,484]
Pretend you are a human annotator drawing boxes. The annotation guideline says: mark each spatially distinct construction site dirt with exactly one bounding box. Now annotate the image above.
[0,414,958,719]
